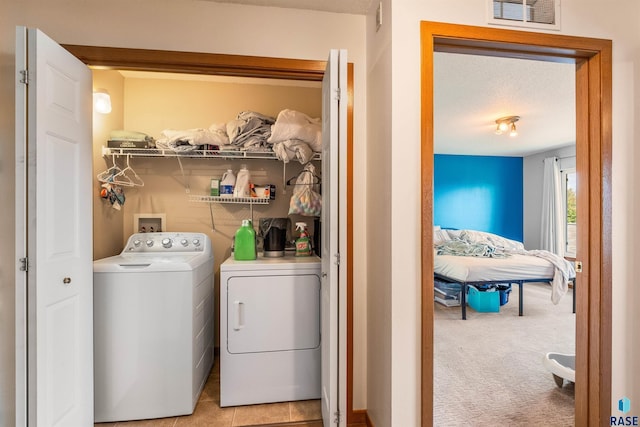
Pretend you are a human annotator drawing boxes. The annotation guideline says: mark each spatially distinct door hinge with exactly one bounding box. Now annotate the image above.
[19,257,29,272]
[334,410,342,424]
[334,252,340,266]
[19,69,29,85]
[335,87,341,101]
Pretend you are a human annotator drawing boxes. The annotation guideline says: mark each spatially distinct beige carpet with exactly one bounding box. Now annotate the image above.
[434,282,575,426]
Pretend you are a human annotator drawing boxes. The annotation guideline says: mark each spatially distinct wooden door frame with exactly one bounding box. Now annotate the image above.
[420,22,612,426]
[62,45,359,425]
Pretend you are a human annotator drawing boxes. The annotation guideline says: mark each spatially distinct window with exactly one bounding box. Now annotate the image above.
[562,168,576,257]
[488,0,561,30]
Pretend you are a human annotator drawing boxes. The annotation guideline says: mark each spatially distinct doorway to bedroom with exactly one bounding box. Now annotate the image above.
[431,51,577,425]
[420,21,612,426]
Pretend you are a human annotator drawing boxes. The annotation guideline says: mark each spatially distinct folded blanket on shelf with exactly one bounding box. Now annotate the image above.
[226,111,275,149]
[156,124,229,152]
[272,139,314,164]
[268,109,322,152]
[109,130,154,142]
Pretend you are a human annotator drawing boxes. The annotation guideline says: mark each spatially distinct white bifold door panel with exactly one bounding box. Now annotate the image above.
[15,27,94,427]
[227,275,320,354]
[321,49,348,427]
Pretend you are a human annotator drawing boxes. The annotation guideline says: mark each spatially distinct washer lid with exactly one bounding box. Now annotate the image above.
[93,253,210,272]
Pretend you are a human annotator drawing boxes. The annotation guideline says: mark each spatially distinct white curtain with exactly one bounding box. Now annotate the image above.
[540,157,565,255]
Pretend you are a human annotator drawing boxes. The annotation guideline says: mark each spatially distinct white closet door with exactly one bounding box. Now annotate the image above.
[321,49,347,427]
[15,27,93,427]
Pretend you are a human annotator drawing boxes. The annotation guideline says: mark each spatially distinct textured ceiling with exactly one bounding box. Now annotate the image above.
[434,52,576,157]
[200,0,374,14]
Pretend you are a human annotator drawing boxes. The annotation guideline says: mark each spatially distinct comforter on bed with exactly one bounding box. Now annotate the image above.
[435,239,510,258]
[435,229,575,304]
[526,249,575,304]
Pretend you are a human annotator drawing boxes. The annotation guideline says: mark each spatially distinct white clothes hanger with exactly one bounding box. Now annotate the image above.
[112,155,144,187]
[97,155,122,183]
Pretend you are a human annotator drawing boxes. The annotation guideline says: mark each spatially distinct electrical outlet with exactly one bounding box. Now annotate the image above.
[376,2,382,31]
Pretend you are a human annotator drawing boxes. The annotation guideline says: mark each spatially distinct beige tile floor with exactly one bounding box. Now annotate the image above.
[95,355,322,427]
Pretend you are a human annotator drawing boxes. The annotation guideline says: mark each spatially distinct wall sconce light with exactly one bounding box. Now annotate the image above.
[495,115,519,137]
[93,89,112,114]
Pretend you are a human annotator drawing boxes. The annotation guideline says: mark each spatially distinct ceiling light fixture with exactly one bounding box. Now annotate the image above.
[495,115,520,137]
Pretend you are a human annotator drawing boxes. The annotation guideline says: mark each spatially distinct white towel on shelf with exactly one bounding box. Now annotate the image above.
[272,139,314,164]
[156,124,229,151]
[268,109,322,152]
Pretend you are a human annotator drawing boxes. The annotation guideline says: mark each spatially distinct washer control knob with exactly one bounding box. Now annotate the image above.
[146,239,154,247]
[192,239,200,247]
[180,239,189,247]
[133,239,142,247]
[162,238,172,249]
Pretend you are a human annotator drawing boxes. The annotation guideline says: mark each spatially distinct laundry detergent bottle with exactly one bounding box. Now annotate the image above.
[220,169,236,197]
[234,219,257,260]
[233,164,251,198]
[295,222,312,257]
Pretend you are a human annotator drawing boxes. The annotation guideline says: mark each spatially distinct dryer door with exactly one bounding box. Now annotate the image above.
[227,274,320,354]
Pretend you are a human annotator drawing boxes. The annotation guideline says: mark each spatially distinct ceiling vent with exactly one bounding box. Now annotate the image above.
[488,0,560,30]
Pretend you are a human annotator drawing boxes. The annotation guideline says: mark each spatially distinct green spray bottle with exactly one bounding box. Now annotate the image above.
[295,222,312,257]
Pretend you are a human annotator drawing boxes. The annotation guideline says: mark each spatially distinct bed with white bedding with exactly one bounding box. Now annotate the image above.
[433,228,576,320]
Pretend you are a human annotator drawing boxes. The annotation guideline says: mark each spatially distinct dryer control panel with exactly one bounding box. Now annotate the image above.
[123,232,210,254]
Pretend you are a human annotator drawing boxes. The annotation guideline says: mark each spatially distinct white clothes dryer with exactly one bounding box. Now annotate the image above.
[93,232,214,422]
[220,254,321,407]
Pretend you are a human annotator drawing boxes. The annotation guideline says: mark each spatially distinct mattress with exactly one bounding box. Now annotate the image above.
[434,253,556,283]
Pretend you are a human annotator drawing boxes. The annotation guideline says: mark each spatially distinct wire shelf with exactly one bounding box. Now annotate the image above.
[188,195,270,205]
[102,146,320,161]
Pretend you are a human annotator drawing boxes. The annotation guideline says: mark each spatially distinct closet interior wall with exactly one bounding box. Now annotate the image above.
[92,69,322,348]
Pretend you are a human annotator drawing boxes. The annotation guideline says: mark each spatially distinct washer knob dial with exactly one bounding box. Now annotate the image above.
[162,238,172,249]
[192,239,200,247]
[146,239,154,247]
[180,239,189,247]
[133,239,142,247]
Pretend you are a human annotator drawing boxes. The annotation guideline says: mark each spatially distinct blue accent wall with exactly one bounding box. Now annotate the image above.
[434,154,523,241]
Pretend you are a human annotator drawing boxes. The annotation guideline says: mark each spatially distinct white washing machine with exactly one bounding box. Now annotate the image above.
[93,232,214,422]
[220,254,321,407]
